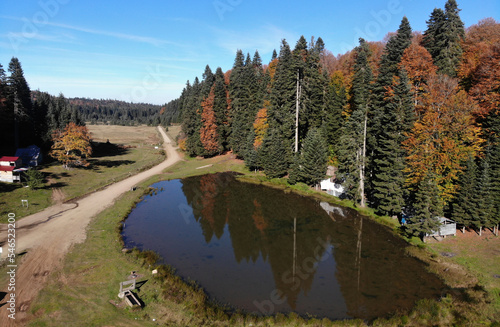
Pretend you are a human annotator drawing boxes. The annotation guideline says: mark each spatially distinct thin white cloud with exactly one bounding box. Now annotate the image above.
[0,15,178,48]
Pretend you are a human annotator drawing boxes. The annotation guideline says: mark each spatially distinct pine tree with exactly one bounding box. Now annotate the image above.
[182,78,204,156]
[449,155,478,233]
[0,63,14,154]
[423,0,465,77]
[258,128,288,179]
[301,38,326,141]
[321,72,346,147]
[474,149,495,235]
[213,67,230,150]
[372,69,415,216]
[294,128,328,186]
[338,39,372,206]
[229,51,263,156]
[408,172,443,237]
[368,17,413,215]
[8,57,33,149]
[423,8,446,60]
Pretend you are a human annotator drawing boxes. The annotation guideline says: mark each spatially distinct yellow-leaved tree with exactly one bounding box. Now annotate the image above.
[50,122,92,169]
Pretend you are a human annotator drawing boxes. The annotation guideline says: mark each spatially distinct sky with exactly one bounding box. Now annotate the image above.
[0,0,498,105]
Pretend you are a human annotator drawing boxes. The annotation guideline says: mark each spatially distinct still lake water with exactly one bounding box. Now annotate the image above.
[122,172,445,320]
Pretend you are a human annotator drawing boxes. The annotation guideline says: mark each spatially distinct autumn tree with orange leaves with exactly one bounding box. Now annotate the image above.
[399,41,438,113]
[50,122,92,169]
[403,75,484,206]
[458,18,500,117]
[200,86,221,156]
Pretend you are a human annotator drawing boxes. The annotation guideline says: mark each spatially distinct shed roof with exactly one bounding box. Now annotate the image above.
[0,166,15,172]
[0,156,20,162]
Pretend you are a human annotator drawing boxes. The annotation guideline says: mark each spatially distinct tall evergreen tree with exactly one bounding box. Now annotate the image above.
[258,127,288,179]
[423,0,465,77]
[182,78,204,156]
[407,172,443,237]
[301,38,325,140]
[450,155,478,232]
[0,63,14,154]
[368,17,413,215]
[229,51,262,156]
[338,39,372,206]
[213,67,230,150]
[474,151,495,235]
[8,57,32,149]
[321,72,346,147]
[372,70,415,216]
[268,39,296,165]
[422,8,446,60]
[291,128,328,186]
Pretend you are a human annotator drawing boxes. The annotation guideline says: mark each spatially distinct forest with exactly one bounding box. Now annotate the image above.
[170,0,500,236]
[0,65,175,155]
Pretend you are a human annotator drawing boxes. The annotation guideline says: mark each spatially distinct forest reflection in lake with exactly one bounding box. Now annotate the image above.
[122,172,445,320]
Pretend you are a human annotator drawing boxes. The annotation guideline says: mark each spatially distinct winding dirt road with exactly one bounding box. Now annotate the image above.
[0,126,181,326]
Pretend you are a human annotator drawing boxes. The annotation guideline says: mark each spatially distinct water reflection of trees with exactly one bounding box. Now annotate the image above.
[181,173,444,320]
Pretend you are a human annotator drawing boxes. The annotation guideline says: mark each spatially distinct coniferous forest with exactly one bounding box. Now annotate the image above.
[0,0,498,236]
[169,0,500,236]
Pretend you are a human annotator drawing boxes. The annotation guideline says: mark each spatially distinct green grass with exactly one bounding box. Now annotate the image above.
[0,125,165,223]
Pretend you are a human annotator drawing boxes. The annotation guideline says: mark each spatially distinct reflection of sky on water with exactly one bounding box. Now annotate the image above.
[122,173,445,320]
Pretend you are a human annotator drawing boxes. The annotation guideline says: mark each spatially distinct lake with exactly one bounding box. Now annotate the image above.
[121,172,445,320]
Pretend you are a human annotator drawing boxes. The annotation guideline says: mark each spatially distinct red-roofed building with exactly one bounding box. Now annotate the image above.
[0,156,22,182]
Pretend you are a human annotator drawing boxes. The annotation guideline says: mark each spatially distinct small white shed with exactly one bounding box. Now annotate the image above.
[427,217,457,237]
[320,178,344,197]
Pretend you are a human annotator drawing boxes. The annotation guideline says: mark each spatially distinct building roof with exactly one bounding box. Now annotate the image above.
[0,166,15,172]
[0,156,20,162]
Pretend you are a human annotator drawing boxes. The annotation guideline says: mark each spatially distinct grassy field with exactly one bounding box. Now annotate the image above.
[22,152,500,326]
[0,125,165,223]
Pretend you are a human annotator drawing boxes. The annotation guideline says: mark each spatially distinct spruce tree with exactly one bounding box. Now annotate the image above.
[295,128,328,186]
[408,172,443,238]
[258,128,288,179]
[450,155,478,232]
[8,57,33,149]
[181,78,204,156]
[338,38,372,205]
[368,17,413,215]
[321,72,346,147]
[372,69,415,216]
[422,8,446,60]
[301,38,325,140]
[474,150,495,235]
[229,51,263,156]
[0,63,14,153]
[268,40,296,163]
[423,0,465,77]
[213,67,229,150]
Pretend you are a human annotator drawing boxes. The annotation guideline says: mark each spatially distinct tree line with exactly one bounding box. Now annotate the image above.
[0,59,84,154]
[0,58,177,155]
[169,0,499,236]
[72,97,178,126]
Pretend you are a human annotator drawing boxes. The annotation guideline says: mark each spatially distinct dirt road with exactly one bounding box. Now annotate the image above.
[0,126,181,326]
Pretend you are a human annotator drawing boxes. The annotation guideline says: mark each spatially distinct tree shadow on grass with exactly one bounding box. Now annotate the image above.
[92,141,130,158]
[87,159,135,169]
[0,182,22,193]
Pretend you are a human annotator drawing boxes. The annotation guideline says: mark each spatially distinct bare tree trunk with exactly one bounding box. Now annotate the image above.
[462,226,465,234]
[295,70,300,154]
[359,110,368,208]
[479,226,482,236]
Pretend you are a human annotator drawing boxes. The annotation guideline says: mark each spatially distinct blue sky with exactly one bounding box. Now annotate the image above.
[0,0,498,105]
